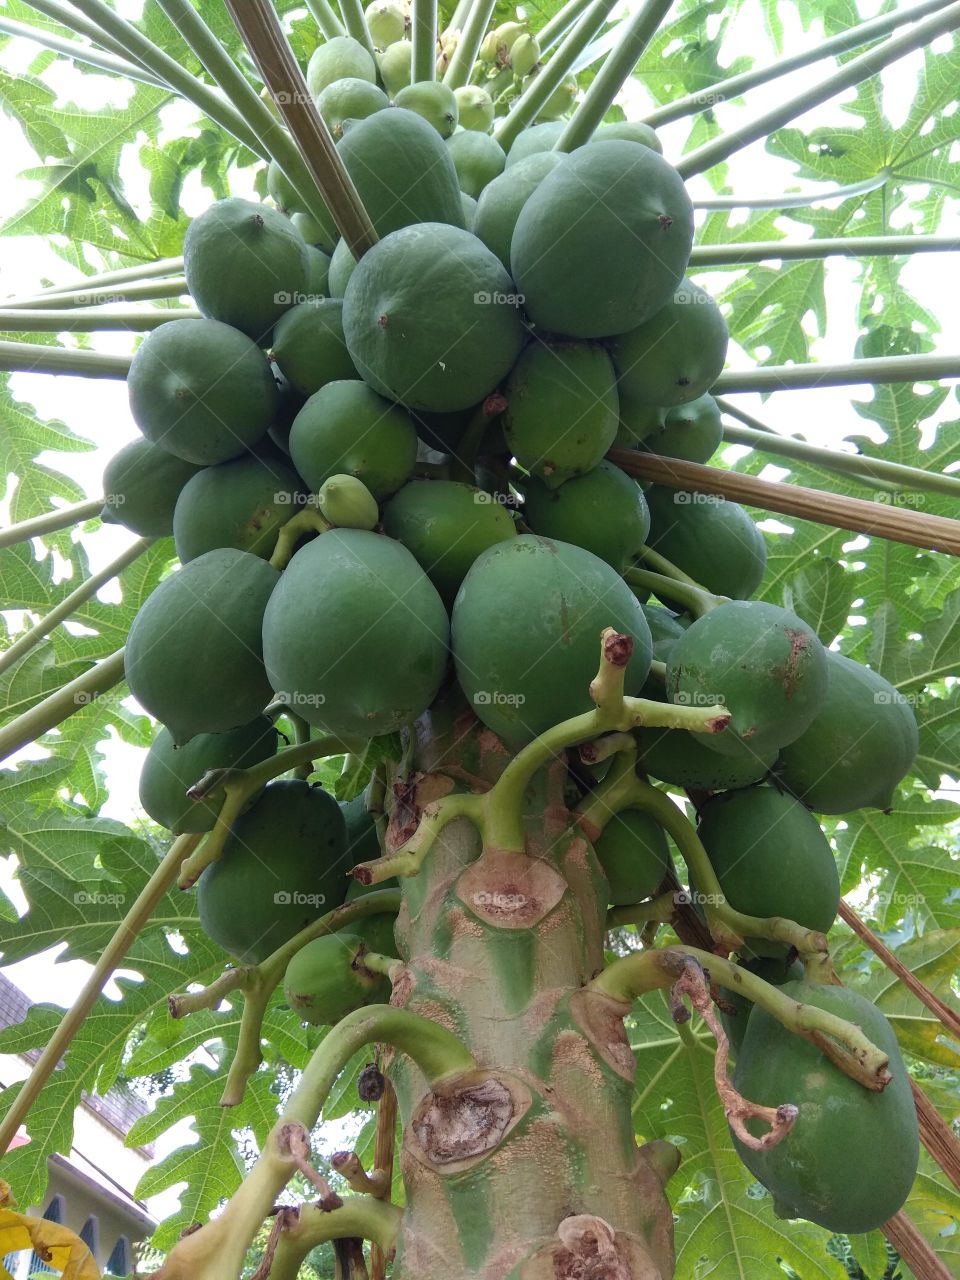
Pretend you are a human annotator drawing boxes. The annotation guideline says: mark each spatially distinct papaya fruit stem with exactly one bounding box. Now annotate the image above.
[591,945,893,1091]
[269,506,333,569]
[359,949,402,979]
[339,0,378,56]
[0,305,199,331]
[537,0,593,55]
[676,0,960,179]
[0,647,126,765]
[556,0,673,151]
[0,537,153,679]
[692,232,960,268]
[177,733,364,888]
[304,0,346,41]
[168,964,249,1018]
[450,396,506,484]
[0,497,103,549]
[158,1007,468,1277]
[411,0,440,79]
[0,340,131,378]
[606,891,677,931]
[225,0,380,258]
[624,566,721,618]
[269,1199,404,1280]
[352,792,484,882]
[0,830,203,1158]
[6,276,189,311]
[0,13,166,86]
[442,0,497,89]
[634,543,706,590]
[670,957,799,1151]
[331,1150,391,1198]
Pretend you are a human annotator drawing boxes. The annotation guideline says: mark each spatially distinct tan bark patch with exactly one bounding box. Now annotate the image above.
[568,989,636,1081]
[518,1220,663,1279]
[457,849,567,929]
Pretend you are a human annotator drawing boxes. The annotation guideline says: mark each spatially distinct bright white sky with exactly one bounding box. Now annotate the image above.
[0,0,956,1223]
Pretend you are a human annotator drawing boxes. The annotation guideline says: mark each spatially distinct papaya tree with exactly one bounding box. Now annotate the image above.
[0,1,959,1278]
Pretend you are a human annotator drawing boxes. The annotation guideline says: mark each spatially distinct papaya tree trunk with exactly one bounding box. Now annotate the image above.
[383,700,676,1278]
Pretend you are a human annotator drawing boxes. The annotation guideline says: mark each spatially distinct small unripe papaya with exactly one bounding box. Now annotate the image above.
[509,32,540,77]
[365,0,405,46]
[378,40,412,96]
[454,85,494,132]
[317,474,380,529]
[283,931,392,1025]
[522,460,649,573]
[307,36,378,98]
[594,809,671,905]
[101,439,201,536]
[394,81,459,138]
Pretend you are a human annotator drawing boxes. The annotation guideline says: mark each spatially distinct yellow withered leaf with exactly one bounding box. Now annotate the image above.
[0,1181,101,1279]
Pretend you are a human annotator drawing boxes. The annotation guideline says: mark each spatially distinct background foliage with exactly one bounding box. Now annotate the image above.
[0,1,957,1276]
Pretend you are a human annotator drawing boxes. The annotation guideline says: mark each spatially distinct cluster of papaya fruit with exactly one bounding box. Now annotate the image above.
[101,18,922,1236]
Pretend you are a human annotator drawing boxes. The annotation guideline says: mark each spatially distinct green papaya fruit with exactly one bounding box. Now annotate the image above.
[732,981,919,1232]
[338,108,465,236]
[643,484,767,600]
[523,461,649,573]
[592,120,662,153]
[612,280,728,407]
[455,85,494,132]
[509,33,540,77]
[197,779,348,964]
[365,0,405,47]
[411,405,477,455]
[378,39,412,96]
[666,601,829,760]
[172,453,301,562]
[343,222,525,411]
[594,809,671,906]
[383,478,517,603]
[446,130,507,197]
[303,245,331,296]
[778,651,919,813]
[636,719,776,792]
[267,159,305,215]
[340,791,383,865]
[271,298,357,397]
[504,121,563,167]
[640,604,689,662]
[719,956,802,1056]
[289,380,418,500]
[317,474,380,529]
[351,911,398,957]
[262,529,449,737]
[482,22,523,60]
[183,197,310,341]
[695,786,840,955]
[640,393,722,464]
[101,438,202,536]
[139,716,277,834]
[452,535,652,747]
[292,209,337,254]
[316,76,389,139]
[536,74,577,120]
[503,341,619,488]
[394,81,459,137]
[472,151,563,268]
[328,238,357,297]
[283,930,391,1025]
[307,35,378,98]
[511,142,694,339]
[617,394,666,446]
[267,367,306,457]
[461,191,477,228]
[128,318,278,465]
[126,548,279,744]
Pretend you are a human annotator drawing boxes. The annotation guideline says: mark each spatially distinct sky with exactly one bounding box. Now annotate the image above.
[0,0,957,1224]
